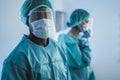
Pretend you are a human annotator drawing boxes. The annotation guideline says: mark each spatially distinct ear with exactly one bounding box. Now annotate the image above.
[77,24,83,32]
[27,16,33,32]
[82,21,86,25]
[28,24,33,33]
[26,16,30,26]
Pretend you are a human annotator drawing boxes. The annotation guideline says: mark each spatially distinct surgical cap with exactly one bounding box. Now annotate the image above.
[21,0,53,25]
[67,9,90,28]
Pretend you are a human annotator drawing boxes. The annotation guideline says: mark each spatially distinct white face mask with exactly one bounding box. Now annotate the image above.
[30,19,56,39]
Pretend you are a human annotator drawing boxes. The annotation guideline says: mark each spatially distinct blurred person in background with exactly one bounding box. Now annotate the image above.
[58,9,96,80]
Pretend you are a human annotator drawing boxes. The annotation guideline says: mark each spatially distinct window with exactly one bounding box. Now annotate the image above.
[55,11,67,32]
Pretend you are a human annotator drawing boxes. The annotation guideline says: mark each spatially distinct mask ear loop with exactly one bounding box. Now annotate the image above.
[78,22,84,32]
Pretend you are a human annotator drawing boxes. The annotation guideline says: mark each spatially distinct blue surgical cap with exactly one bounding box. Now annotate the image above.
[67,9,90,28]
[21,0,53,25]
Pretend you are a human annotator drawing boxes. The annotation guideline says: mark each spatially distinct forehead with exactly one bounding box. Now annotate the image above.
[28,7,52,16]
[31,7,52,17]
[33,7,51,13]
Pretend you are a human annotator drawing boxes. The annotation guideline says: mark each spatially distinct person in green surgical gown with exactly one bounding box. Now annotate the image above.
[1,0,71,80]
[58,9,96,80]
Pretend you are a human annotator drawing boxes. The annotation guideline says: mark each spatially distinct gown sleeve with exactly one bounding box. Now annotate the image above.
[78,38,91,67]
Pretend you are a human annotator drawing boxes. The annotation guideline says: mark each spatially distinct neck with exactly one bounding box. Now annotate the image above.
[28,33,48,47]
[69,28,80,37]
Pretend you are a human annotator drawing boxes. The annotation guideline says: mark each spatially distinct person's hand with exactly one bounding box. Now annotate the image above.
[80,18,93,38]
[82,30,90,38]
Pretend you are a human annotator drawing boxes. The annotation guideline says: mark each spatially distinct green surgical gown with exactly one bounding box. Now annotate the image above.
[1,35,71,80]
[58,34,96,80]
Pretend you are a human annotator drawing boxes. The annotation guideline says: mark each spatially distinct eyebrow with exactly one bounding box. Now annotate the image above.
[29,10,52,16]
